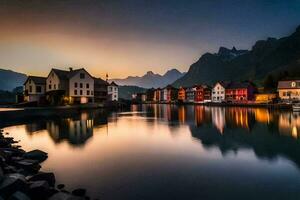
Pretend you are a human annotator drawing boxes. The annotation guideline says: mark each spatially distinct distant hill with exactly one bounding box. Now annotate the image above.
[173,25,300,87]
[118,85,146,100]
[0,69,27,91]
[111,69,185,88]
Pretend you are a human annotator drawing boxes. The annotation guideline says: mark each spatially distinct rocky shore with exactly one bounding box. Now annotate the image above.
[0,129,91,200]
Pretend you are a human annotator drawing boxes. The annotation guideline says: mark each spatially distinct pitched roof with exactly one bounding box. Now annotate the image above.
[278,80,300,89]
[94,77,108,85]
[109,81,118,86]
[217,81,231,88]
[24,76,46,85]
[51,68,92,80]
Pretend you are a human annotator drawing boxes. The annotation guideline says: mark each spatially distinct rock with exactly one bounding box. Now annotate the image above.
[0,173,28,197]
[28,172,55,187]
[28,180,50,200]
[16,159,41,172]
[49,192,84,200]
[23,150,48,162]
[72,188,86,197]
[57,184,65,190]
[8,191,31,200]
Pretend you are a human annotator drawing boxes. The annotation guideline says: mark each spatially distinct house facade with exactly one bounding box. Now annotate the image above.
[46,68,94,104]
[178,87,186,102]
[212,82,229,103]
[225,82,256,103]
[108,81,118,101]
[146,88,155,102]
[24,76,46,103]
[195,85,211,103]
[94,77,108,104]
[278,80,300,101]
[185,87,196,102]
[162,85,178,102]
[154,88,161,102]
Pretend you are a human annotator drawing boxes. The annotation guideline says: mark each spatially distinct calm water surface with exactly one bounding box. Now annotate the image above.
[2,105,300,200]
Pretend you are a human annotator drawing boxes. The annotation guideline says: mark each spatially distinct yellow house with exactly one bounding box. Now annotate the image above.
[278,80,300,102]
[255,93,277,103]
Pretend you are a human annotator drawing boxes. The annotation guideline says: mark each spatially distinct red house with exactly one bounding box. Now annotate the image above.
[195,85,212,103]
[225,82,256,103]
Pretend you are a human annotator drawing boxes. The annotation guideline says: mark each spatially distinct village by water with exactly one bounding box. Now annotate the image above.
[1,104,300,199]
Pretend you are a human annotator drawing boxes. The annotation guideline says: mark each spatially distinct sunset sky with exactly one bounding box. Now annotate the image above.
[0,0,300,79]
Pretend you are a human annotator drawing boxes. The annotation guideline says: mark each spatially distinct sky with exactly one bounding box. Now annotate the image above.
[0,0,300,79]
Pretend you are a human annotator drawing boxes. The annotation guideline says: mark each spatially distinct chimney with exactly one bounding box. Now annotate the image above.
[69,67,73,71]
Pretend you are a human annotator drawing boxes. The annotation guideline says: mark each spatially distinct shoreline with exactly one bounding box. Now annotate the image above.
[0,129,91,199]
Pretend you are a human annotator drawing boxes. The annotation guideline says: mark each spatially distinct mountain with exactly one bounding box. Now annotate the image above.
[0,69,27,91]
[173,25,300,87]
[118,85,146,100]
[111,68,185,88]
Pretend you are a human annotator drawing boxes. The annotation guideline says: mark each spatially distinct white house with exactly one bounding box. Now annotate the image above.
[46,68,94,104]
[24,76,46,103]
[212,81,229,103]
[108,81,118,101]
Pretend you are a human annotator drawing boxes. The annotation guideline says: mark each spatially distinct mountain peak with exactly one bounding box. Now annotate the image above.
[146,71,155,76]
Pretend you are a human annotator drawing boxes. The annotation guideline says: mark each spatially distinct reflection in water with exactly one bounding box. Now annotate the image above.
[3,105,300,199]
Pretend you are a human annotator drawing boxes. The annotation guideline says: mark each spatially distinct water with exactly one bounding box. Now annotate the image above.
[2,104,300,200]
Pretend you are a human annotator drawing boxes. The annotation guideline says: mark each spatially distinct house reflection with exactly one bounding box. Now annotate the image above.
[278,112,300,138]
[46,112,94,146]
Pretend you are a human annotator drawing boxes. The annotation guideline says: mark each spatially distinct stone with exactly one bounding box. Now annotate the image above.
[72,188,86,197]
[0,173,28,197]
[28,172,55,187]
[49,192,84,200]
[16,159,41,172]
[57,184,65,190]
[8,191,31,200]
[28,180,50,200]
[23,150,48,162]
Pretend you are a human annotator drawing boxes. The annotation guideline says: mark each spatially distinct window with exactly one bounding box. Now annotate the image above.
[54,84,56,90]
[49,84,52,89]
[91,91,93,95]
[80,83,83,88]
[75,82,78,88]
[87,90,90,95]
[36,86,42,93]
[80,90,83,95]
[86,83,89,88]
[114,87,117,91]
[80,73,85,79]
[29,86,32,93]
[74,90,77,95]
[29,79,31,84]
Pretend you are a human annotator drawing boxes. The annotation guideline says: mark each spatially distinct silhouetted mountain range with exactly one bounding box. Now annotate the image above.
[173,25,300,87]
[111,69,186,88]
[0,69,27,91]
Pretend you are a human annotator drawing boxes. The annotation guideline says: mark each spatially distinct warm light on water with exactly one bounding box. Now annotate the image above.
[2,105,300,199]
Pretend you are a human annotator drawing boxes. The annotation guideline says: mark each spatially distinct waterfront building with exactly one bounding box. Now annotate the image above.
[23,76,46,103]
[277,80,300,102]
[154,88,161,102]
[186,87,196,102]
[108,81,118,101]
[162,85,178,102]
[254,93,277,104]
[195,85,212,103]
[212,81,230,103]
[178,87,186,102]
[46,68,94,104]
[94,77,108,104]
[146,88,155,102]
[132,92,146,102]
[225,82,256,103]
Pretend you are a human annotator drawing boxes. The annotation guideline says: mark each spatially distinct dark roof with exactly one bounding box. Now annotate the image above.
[94,77,108,85]
[110,81,118,86]
[24,76,46,85]
[217,81,231,88]
[227,82,253,89]
[51,68,92,80]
